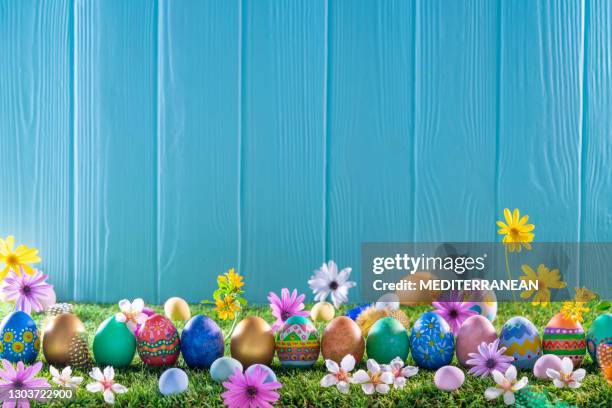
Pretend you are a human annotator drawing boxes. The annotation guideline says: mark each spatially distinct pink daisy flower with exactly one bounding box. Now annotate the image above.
[222,366,282,408]
[466,339,514,377]
[0,360,50,408]
[432,291,477,335]
[2,269,55,314]
[267,288,309,332]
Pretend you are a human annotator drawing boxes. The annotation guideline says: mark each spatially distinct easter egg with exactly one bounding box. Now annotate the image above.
[211,357,243,382]
[158,368,189,396]
[410,312,454,369]
[434,365,464,391]
[455,315,497,367]
[586,313,612,365]
[45,303,73,317]
[181,315,224,369]
[533,354,563,379]
[499,316,541,370]
[596,342,612,369]
[135,307,156,337]
[164,297,191,322]
[366,317,409,364]
[276,316,320,367]
[93,316,136,368]
[0,311,39,363]
[310,302,335,322]
[245,364,277,383]
[42,313,86,365]
[396,272,440,305]
[136,314,180,366]
[231,316,275,367]
[321,316,365,364]
[388,309,410,331]
[542,313,586,368]
[466,282,498,322]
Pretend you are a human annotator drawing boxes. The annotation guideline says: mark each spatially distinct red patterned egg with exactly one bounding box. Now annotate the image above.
[136,314,180,366]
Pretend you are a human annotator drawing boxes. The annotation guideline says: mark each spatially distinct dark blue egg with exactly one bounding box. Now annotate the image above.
[410,311,454,370]
[180,315,224,368]
[0,311,39,363]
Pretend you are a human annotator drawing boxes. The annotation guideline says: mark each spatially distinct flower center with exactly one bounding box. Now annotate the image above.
[329,281,339,290]
[6,254,18,265]
[281,311,291,321]
[13,380,23,388]
[246,386,258,397]
[449,309,458,318]
[22,285,31,294]
[509,228,520,239]
[486,358,496,369]
[337,370,349,382]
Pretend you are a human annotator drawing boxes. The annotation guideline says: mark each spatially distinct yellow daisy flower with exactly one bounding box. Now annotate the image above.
[0,235,41,280]
[573,287,596,302]
[225,268,244,290]
[496,208,535,252]
[519,264,566,307]
[560,301,590,323]
[215,295,241,321]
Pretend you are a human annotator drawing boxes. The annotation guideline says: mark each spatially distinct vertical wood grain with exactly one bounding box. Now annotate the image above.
[415,0,497,241]
[0,0,73,298]
[241,0,326,302]
[158,0,240,302]
[74,0,157,302]
[328,0,415,292]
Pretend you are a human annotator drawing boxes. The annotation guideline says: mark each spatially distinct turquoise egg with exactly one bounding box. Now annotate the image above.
[586,313,612,364]
[499,316,541,370]
[0,311,39,363]
[410,312,454,369]
[210,356,243,382]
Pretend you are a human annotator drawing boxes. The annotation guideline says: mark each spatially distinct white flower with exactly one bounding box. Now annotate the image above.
[382,357,418,389]
[50,365,83,389]
[546,357,586,389]
[484,365,528,406]
[308,261,356,308]
[352,359,394,395]
[320,354,356,394]
[115,298,147,332]
[86,366,128,405]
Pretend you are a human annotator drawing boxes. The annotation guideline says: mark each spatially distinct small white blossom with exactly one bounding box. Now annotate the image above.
[86,366,128,405]
[50,365,83,389]
[352,359,394,395]
[382,357,418,389]
[320,354,356,394]
[546,357,586,389]
[115,298,148,333]
[484,365,528,406]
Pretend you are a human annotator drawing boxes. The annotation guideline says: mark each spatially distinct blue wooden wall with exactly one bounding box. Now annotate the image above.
[0,0,610,303]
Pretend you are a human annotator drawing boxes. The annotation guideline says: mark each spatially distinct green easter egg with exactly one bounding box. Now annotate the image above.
[366,317,409,364]
[93,316,136,367]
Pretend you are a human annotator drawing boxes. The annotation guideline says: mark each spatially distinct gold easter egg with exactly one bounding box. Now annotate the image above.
[230,316,275,367]
[164,297,191,322]
[42,313,86,365]
[396,271,440,305]
[310,301,335,322]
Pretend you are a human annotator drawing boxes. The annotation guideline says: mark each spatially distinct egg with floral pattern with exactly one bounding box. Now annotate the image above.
[410,312,454,369]
[275,316,319,367]
[499,316,541,370]
[0,311,39,363]
[136,314,180,366]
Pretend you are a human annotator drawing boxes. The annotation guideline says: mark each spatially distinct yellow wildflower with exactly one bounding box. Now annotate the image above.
[496,208,535,252]
[519,264,566,307]
[573,287,596,303]
[215,295,241,321]
[560,301,590,323]
[0,236,41,280]
[225,268,244,290]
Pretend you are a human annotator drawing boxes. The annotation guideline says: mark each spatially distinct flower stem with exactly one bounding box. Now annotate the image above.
[224,313,240,342]
[504,247,518,309]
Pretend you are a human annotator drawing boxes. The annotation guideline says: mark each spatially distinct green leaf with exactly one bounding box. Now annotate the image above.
[596,300,611,311]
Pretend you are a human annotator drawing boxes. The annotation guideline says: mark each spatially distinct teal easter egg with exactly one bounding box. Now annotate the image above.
[366,317,409,364]
[499,316,541,370]
[466,280,498,322]
[586,313,612,364]
[410,312,454,369]
[275,316,319,367]
[93,316,136,368]
[0,311,39,363]
[158,368,189,396]
[210,357,243,382]
[245,364,277,383]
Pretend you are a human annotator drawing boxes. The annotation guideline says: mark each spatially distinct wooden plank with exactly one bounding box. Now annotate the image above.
[74,0,157,302]
[241,0,326,302]
[328,0,415,294]
[415,1,497,241]
[0,1,73,299]
[157,0,240,302]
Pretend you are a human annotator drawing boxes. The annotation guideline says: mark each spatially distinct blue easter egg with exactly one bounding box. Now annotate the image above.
[180,315,224,368]
[410,312,454,369]
[0,311,39,363]
[499,316,541,370]
[245,364,277,383]
[210,356,243,382]
[158,368,189,396]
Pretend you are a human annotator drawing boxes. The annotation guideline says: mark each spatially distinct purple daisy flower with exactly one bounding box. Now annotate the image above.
[466,339,514,377]
[2,269,55,314]
[432,291,477,335]
[268,288,309,332]
[0,360,50,407]
[222,366,282,408]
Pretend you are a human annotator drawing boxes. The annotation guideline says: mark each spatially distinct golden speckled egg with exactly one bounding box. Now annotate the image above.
[42,313,86,365]
[230,316,275,367]
[310,302,335,322]
[321,316,365,364]
[164,297,191,322]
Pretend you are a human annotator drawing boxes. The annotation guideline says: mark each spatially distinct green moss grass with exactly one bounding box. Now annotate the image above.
[3,302,609,407]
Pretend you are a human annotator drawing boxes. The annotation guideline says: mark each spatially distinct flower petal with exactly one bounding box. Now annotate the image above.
[484,387,503,400]
[320,374,338,387]
[325,359,339,374]
[503,391,515,406]
[340,355,356,372]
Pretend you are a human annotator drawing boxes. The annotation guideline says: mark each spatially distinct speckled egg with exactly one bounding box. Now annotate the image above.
[455,315,497,367]
[596,342,612,369]
[434,365,464,391]
[542,313,586,368]
[321,316,365,364]
[499,316,541,370]
[181,315,224,368]
[210,357,243,382]
[0,311,39,363]
[136,314,180,366]
[533,354,563,379]
[410,312,454,369]
[276,316,319,367]
[366,317,409,364]
[586,313,612,365]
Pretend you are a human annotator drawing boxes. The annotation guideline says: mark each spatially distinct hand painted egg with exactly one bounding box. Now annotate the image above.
[410,312,454,369]
[321,316,365,364]
[596,342,612,369]
[455,315,497,367]
[345,304,370,321]
[164,297,191,322]
[135,307,156,337]
[245,364,277,383]
[542,313,586,368]
[181,315,224,368]
[586,313,612,365]
[434,365,464,391]
[366,317,409,364]
[210,357,243,382]
[136,314,180,366]
[42,313,86,365]
[499,316,541,370]
[310,302,335,322]
[231,316,275,367]
[275,315,320,367]
[466,281,498,322]
[158,368,189,396]
[533,354,563,379]
[0,311,39,363]
[93,316,136,368]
